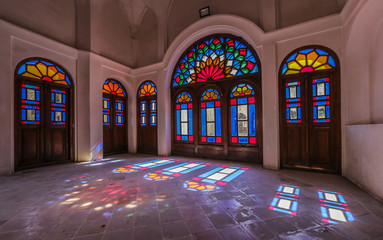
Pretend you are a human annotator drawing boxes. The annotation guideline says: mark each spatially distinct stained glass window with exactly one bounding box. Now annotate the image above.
[138,81,157,97]
[281,48,336,75]
[21,84,41,124]
[140,101,147,126]
[115,100,124,125]
[200,89,221,143]
[175,92,193,142]
[313,78,331,123]
[103,80,126,97]
[285,81,302,123]
[103,98,110,126]
[172,35,259,86]
[150,100,157,126]
[51,89,66,125]
[17,59,71,85]
[230,84,256,144]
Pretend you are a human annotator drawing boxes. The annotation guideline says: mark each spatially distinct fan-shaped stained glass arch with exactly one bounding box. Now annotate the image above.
[281,48,336,75]
[201,89,221,101]
[17,59,71,85]
[103,79,126,97]
[138,81,157,97]
[176,92,193,103]
[172,35,259,87]
[231,83,255,97]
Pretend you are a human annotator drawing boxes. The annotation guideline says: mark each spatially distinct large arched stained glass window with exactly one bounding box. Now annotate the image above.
[200,89,221,143]
[281,48,336,75]
[172,36,259,86]
[175,92,193,142]
[103,79,126,126]
[230,83,256,144]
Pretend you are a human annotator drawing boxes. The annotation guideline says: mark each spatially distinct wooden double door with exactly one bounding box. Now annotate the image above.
[280,71,341,173]
[103,94,127,155]
[15,79,72,170]
[137,96,158,154]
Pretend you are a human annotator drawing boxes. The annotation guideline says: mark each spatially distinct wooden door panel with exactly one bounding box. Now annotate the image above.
[20,128,40,165]
[115,127,127,152]
[137,98,157,155]
[309,127,333,170]
[49,128,68,161]
[284,127,305,166]
[103,127,113,155]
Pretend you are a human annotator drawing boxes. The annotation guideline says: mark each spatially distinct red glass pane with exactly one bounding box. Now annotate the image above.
[216,137,222,143]
[177,135,181,140]
[201,102,206,108]
[215,101,221,107]
[248,97,255,103]
[249,137,256,144]
[189,136,193,141]
[231,99,237,105]
[202,137,206,142]
[232,137,238,143]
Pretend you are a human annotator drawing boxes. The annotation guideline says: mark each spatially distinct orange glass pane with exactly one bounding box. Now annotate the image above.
[21,72,40,79]
[36,62,47,76]
[48,66,58,77]
[307,51,319,66]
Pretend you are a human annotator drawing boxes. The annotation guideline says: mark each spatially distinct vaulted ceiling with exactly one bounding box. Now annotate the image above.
[0,0,348,68]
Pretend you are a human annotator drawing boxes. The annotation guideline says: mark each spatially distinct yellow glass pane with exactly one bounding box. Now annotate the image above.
[307,51,319,66]
[285,70,300,75]
[36,62,47,76]
[27,65,42,78]
[21,72,40,79]
[48,66,58,77]
[54,80,69,85]
[244,89,252,95]
[203,95,209,101]
[315,64,332,71]
[296,54,306,66]
[232,91,240,97]
[206,57,212,66]
[212,94,218,99]
[312,56,328,68]
[287,61,302,71]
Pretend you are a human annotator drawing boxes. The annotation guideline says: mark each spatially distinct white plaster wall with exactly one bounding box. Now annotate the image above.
[345,125,383,200]
[343,0,383,200]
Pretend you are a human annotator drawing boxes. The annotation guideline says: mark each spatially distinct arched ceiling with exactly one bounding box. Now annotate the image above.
[0,0,349,68]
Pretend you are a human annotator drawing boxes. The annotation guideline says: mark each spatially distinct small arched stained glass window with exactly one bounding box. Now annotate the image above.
[175,92,193,142]
[103,79,126,97]
[200,89,221,143]
[138,81,157,97]
[17,59,71,85]
[230,83,256,144]
[281,48,336,75]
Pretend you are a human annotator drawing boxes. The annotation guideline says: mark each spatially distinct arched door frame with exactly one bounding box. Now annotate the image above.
[278,45,341,173]
[14,57,74,170]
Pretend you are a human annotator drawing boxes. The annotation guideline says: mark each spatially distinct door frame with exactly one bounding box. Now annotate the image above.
[278,46,341,173]
[14,57,74,170]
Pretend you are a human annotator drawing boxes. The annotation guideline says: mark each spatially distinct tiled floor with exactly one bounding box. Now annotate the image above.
[1,154,383,240]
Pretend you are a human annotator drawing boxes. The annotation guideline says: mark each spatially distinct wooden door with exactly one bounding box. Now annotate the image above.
[15,79,71,170]
[103,93,127,155]
[280,72,340,173]
[137,97,158,154]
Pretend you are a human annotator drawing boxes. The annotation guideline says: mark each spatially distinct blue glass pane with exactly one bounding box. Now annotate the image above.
[313,84,317,97]
[176,110,180,135]
[51,93,55,103]
[62,112,65,122]
[316,49,329,56]
[299,48,313,54]
[216,108,221,137]
[326,83,330,95]
[313,107,317,119]
[207,137,215,143]
[326,106,330,118]
[206,102,214,108]
[17,64,26,75]
[286,108,290,120]
[282,64,288,75]
[238,137,249,143]
[231,106,237,136]
[51,111,54,121]
[328,56,336,67]
[21,88,26,99]
[249,104,256,137]
[298,107,301,119]
[316,119,328,123]
[181,104,188,109]
[285,87,289,99]
[181,136,188,141]
[238,98,247,104]
[201,108,206,136]
[188,109,193,135]
[287,53,297,63]
[297,86,301,98]
[21,109,26,120]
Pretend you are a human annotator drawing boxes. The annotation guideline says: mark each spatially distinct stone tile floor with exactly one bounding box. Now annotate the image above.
[0,154,383,240]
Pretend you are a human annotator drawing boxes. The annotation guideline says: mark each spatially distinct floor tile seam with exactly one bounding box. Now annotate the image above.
[100,203,119,240]
[72,201,100,238]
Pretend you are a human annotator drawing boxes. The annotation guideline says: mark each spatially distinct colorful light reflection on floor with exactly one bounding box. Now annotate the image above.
[184,166,248,192]
[318,189,354,224]
[112,158,177,173]
[269,184,300,215]
[77,158,124,166]
[144,161,210,181]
